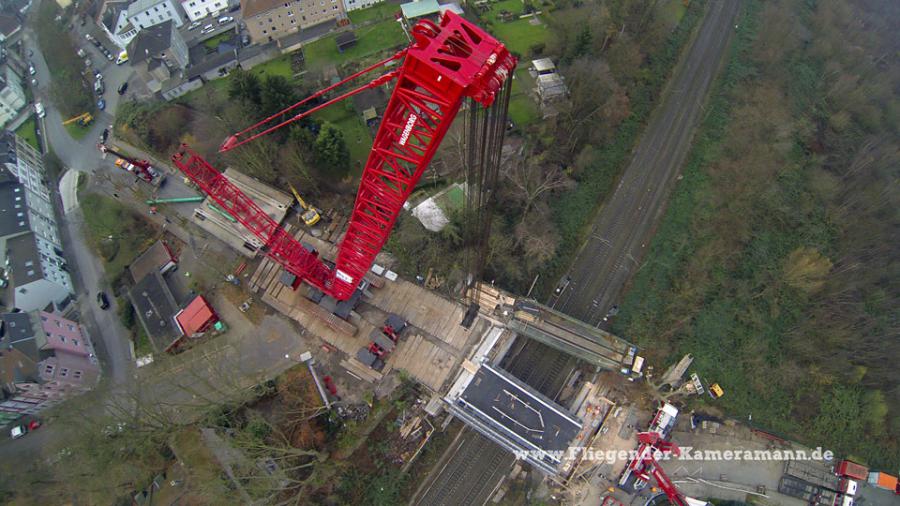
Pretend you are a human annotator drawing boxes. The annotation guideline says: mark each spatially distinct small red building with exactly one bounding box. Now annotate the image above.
[174,296,219,339]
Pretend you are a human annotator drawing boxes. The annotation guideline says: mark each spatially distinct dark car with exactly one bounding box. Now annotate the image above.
[117,82,128,95]
[100,128,109,143]
[97,291,110,309]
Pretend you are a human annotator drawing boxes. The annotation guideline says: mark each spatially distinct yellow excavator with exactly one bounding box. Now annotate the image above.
[62,112,93,126]
[287,182,321,226]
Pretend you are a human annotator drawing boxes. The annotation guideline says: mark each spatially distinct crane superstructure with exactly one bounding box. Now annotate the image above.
[619,403,709,506]
[172,12,516,301]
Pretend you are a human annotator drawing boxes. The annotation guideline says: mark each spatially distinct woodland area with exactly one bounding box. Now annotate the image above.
[615,0,900,468]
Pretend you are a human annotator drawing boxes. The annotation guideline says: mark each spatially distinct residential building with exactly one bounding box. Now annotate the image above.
[0,64,25,127]
[38,311,98,360]
[0,131,64,248]
[400,0,439,22]
[0,311,99,422]
[128,239,177,283]
[174,295,218,338]
[126,0,185,31]
[0,13,22,44]
[342,0,381,13]
[128,270,182,353]
[180,0,227,22]
[242,0,345,44]
[3,232,72,311]
[100,0,140,50]
[127,20,189,93]
[0,132,72,311]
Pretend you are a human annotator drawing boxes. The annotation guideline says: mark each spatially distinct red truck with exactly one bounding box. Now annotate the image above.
[836,460,868,481]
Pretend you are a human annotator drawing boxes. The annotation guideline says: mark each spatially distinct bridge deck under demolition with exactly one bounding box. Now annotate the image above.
[511,302,635,370]
[473,284,637,370]
[447,362,582,475]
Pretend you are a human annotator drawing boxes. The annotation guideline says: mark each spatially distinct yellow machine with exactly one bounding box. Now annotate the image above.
[710,383,725,399]
[287,182,321,226]
[62,112,93,126]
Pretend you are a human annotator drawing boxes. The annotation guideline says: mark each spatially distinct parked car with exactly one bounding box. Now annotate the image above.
[117,82,128,95]
[84,57,92,67]
[97,98,106,110]
[28,64,35,75]
[10,425,26,439]
[200,24,215,34]
[34,102,45,118]
[84,33,94,42]
[94,80,104,95]
[217,16,233,24]
[241,34,250,46]
[188,21,201,30]
[30,77,37,86]
[10,420,40,439]
[76,48,85,58]
[97,291,110,309]
[554,275,571,295]
[100,128,109,143]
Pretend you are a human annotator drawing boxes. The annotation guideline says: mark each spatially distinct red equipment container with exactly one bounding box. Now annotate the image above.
[836,460,868,481]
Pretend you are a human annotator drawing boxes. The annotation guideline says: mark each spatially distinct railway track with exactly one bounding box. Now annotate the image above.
[412,431,514,506]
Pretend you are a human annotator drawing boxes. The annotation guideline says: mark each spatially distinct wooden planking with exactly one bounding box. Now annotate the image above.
[387,333,457,392]
[368,279,473,351]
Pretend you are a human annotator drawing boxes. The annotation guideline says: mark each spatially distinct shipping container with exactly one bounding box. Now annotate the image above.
[836,460,868,481]
[867,471,899,491]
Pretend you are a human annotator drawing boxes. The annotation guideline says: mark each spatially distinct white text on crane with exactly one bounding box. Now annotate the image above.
[399,113,418,146]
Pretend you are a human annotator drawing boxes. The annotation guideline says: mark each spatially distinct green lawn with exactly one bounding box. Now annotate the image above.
[65,121,93,141]
[80,193,158,283]
[248,53,293,78]
[14,117,40,150]
[349,2,401,25]
[203,32,232,51]
[489,18,552,56]
[313,104,372,178]
[481,0,554,56]
[508,68,539,127]
[303,18,407,71]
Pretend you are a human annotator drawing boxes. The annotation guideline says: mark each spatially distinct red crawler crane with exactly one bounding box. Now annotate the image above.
[172,11,516,301]
[627,432,709,506]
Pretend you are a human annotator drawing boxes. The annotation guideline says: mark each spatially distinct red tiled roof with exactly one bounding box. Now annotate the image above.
[175,296,217,337]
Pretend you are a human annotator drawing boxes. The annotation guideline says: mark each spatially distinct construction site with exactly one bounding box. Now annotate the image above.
[59,7,898,506]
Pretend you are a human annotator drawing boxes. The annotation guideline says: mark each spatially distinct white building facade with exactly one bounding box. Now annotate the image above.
[100,1,140,50]
[342,0,382,12]
[181,0,227,22]
[127,0,185,30]
[0,65,25,127]
[0,131,73,311]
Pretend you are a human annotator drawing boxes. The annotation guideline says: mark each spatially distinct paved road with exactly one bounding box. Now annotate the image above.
[549,0,742,325]
[417,2,742,503]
